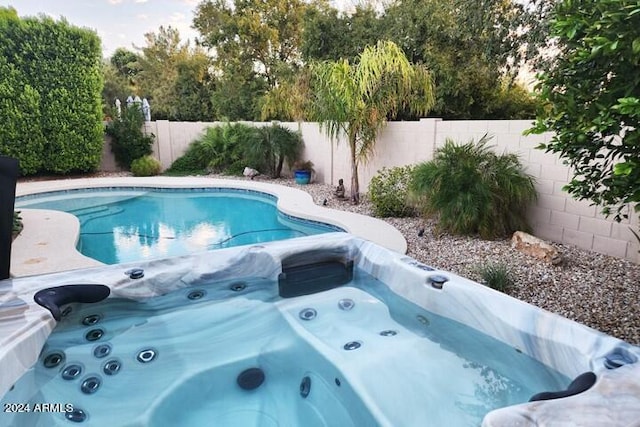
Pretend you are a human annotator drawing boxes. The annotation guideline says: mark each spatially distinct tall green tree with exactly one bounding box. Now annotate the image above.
[110,48,141,81]
[193,0,310,119]
[211,59,267,121]
[529,0,640,224]
[302,4,383,63]
[383,0,539,119]
[171,52,215,121]
[517,0,557,72]
[134,26,187,120]
[102,61,135,118]
[102,48,140,115]
[134,26,214,121]
[308,40,435,203]
[193,0,307,87]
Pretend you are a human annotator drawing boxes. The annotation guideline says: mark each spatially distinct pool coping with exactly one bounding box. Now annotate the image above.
[11,177,407,277]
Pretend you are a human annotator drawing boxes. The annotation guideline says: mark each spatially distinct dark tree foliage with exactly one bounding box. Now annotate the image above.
[110,48,141,80]
[102,62,133,118]
[211,61,267,121]
[0,7,103,175]
[171,55,215,121]
[298,0,542,120]
[131,26,216,122]
[530,0,640,222]
[302,5,383,63]
[193,0,306,87]
[382,0,540,119]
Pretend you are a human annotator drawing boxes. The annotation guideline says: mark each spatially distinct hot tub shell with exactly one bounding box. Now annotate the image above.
[1,233,639,426]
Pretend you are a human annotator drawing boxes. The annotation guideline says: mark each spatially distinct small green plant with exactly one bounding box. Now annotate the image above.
[163,154,209,176]
[410,135,537,238]
[106,104,155,170]
[476,262,514,292]
[369,166,416,217]
[130,155,161,177]
[12,211,22,236]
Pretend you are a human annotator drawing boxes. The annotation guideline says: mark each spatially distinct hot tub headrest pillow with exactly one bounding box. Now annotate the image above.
[529,372,597,402]
[34,284,110,321]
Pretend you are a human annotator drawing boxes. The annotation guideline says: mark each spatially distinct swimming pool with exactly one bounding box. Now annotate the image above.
[2,234,639,426]
[15,188,341,264]
[12,177,406,276]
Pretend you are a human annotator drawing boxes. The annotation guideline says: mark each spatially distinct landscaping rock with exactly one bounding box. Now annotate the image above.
[511,231,563,265]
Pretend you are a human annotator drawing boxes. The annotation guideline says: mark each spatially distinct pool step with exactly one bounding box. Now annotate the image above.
[74,206,125,226]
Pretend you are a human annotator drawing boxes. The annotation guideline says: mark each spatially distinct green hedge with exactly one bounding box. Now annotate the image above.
[0,8,103,175]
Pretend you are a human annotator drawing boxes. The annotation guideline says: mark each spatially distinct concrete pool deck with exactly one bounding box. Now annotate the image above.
[11,177,407,277]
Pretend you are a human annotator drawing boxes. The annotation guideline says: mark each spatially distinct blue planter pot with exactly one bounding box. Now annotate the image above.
[294,170,311,185]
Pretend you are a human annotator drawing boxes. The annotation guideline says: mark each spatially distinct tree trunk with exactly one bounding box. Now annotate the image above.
[349,134,360,204]
[275,155,284,178]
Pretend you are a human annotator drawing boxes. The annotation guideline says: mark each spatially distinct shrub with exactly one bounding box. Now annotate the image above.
[476,262,514,292]
[208,123,257,174]
[241,124,303,178]
[130,155,161,177]
[164,142,210,175]
[167,122,256,175]
[106,105,155,169]
[166,122,302,177]
[369,166,416,217]
[410,135,537,238]
[0,10,103,175]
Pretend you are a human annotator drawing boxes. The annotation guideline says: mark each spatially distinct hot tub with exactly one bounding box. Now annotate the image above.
[1,233,639,426]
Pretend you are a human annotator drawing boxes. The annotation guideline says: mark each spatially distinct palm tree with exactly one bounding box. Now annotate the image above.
[308,40,435,203]
[242,123,303,178]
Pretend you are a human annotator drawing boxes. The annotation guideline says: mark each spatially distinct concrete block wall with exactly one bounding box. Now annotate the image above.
[146,121,210,170]
[429,120,639,263]
[101,119,638,262]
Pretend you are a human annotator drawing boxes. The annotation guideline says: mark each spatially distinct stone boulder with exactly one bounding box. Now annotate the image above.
[511,231,563,265]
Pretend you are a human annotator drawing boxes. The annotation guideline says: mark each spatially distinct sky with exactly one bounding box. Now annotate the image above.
[0,0,201,57]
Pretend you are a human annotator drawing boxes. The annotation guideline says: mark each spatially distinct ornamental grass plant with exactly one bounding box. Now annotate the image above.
[410,135,537,239]
[166,122,253,175]
[166,122,302,178]
[476,262,514,292]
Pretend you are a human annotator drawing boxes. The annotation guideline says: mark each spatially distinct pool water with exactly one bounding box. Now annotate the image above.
[15,189,339,264]
[1,269,569,427]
